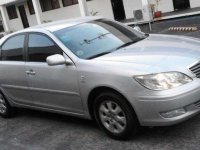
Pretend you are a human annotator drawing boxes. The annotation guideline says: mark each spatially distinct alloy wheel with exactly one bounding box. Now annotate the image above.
[99,101,127,134]
[0,94,7,114]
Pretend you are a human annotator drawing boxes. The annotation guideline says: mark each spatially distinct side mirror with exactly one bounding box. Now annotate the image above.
[46,54,72,66]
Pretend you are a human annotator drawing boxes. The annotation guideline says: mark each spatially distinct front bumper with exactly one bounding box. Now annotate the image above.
[132,78,200,126]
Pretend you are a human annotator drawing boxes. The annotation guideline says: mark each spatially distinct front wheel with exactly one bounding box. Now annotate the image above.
[94,92,139,140]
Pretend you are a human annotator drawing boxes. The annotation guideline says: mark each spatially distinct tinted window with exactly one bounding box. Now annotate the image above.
[28,34,63,62]
[1,35,25,61]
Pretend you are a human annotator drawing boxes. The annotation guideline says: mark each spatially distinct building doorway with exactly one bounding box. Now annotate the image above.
[18,5,29,28]
[111,0,126,21]
[173,0,190,11]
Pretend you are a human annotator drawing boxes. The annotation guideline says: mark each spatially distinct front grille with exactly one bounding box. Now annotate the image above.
[189,62,200,78]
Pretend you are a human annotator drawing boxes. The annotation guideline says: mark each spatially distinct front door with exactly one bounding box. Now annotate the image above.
[18,5,30,28]
[25,33,83,114]
[111,0,126,21]
[173,0,190,10]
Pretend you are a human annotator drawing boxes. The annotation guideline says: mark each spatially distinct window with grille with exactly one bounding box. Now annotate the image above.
[6,5,18,20]
[39,0,60,12]
[27,0,35,15]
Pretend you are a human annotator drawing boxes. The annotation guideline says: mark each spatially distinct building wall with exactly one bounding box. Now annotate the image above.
[7,4,24,31]
[1,0,149,31]
[148,0,200,13]
[4,0,200,32]
[6,1,82,31]
[87,0,143,19]
[158,0,174,12]
[148,0,174,13]
[6,0,117,31]
[190,0,200,8]
[123,0,142,19]
[87,0,114,19]
[0,0,18,5]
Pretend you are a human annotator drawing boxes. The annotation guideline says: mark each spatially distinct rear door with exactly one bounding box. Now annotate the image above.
[0,34,32,105]
[25,33,83,114]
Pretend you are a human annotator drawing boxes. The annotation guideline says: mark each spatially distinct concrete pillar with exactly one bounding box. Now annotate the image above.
[141,0,149,6]
[78,0,89,17]
[0,5,10,32]
[32,0,42,24]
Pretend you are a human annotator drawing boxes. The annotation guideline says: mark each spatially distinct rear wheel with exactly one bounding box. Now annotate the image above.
[0,93,16,118]
[94,92,139,140]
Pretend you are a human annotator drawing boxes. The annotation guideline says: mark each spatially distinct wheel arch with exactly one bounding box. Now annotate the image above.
[87,86,138,122]
[0,88,15,106]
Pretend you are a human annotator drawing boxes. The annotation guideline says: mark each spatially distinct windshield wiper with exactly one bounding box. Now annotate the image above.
[81,33,111,45]
[87,51,111,59]
[115,39,143,50]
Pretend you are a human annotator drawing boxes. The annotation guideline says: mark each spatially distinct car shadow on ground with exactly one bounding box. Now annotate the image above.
[15,108,200,142]
[17,108,97,129]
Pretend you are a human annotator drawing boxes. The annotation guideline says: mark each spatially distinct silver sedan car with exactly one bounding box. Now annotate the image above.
[0,16,200,140]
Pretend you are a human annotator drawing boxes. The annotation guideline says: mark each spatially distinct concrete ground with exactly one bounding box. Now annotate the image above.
[139,15,200,37]
[1,16,200,150]
[1,108,200,150]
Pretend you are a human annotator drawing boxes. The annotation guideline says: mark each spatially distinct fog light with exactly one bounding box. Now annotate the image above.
[160,108,186,118]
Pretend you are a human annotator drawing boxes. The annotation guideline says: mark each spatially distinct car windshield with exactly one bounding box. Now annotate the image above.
[53,19,147,59]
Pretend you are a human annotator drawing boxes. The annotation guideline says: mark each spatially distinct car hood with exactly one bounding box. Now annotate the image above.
[96,34,200,71]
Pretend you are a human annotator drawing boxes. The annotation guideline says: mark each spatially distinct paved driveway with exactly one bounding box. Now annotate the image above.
[1,108,200,150]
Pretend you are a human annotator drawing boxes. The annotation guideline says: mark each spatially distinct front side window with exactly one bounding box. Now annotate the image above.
[53,19,146,59]
[1,35,25,61]
[28,34,63,62]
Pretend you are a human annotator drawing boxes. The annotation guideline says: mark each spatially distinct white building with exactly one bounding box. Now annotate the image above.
[0,0,200,33]
[0,0,148,33]
[149,0,200,13]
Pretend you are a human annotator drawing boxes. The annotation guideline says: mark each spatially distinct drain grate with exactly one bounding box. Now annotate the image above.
[168,27,198,31]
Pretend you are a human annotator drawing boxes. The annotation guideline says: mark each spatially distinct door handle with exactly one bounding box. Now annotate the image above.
[26,70,36,75]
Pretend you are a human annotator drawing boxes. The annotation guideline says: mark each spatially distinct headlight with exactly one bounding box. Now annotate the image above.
[135,72,192,90]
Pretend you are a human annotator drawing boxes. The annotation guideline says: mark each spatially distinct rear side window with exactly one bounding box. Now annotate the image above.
[28,34,63,62]
[1,34,25,61]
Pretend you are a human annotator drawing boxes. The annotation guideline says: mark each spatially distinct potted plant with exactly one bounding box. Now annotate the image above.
[154,0,162,18]
[150,3,156,18]
[90,10,99,16]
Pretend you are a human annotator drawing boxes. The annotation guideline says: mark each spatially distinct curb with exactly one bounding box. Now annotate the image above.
[169,27,198,31]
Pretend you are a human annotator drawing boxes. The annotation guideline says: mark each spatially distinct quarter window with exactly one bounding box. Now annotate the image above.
[28,34,63,62]
[1,35,25,61]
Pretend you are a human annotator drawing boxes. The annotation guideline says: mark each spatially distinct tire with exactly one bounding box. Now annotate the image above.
[0,92,16,118]
[93,91,139,140]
